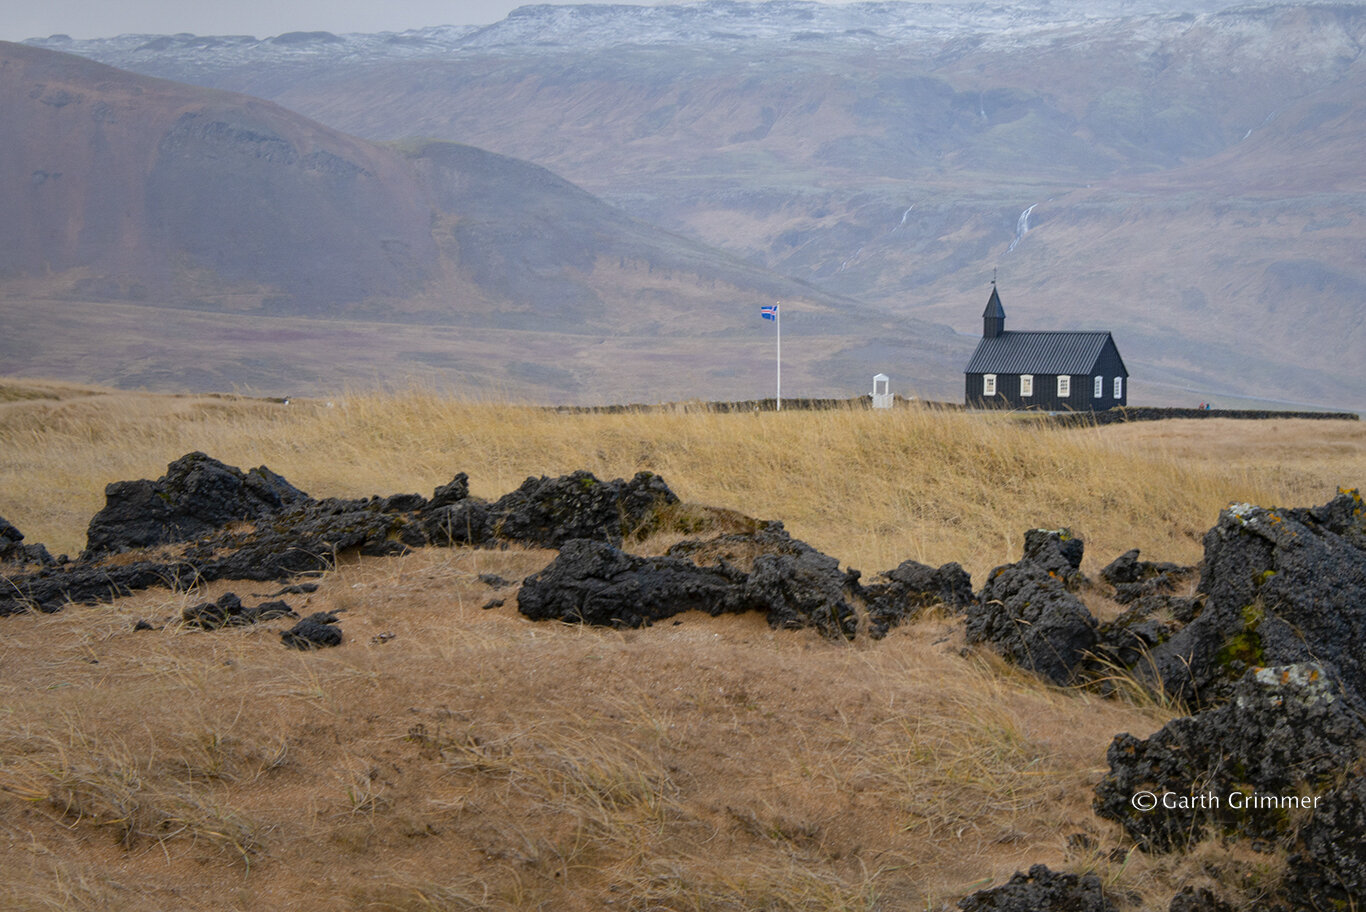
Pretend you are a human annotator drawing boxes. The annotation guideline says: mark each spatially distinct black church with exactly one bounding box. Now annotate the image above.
[964,285,1128,411]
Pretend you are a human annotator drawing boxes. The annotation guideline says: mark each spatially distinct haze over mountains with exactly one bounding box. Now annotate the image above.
[2,39,928,399]
[13,0,1366,408]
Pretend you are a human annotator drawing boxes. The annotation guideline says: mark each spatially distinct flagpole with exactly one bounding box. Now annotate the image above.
[775,302,781,412]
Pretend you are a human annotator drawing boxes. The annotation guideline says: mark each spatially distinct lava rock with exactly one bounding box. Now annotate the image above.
[183,592,247,629]
[1094,664,1366,852]
[1146,490,1366,708]
[426,472,471,510]
[668,522,861,638]
[379,492,426,513]
[281,611,343,649]
[182,592,298,629]
[1022,529,1086,584]
[517,539,746,628]
[83,452,310,557]
[957,864,1117,912]
[486,470,678,548]
[421,498,491,546]
[667,520,814,568]
[0,466,684,617]
[743,545,860,640]
[0,559,197,617]
[862,558,974,638]
[1091,594,1199,672]
[0,516,55,567]
[967,556,1098,686]
[1101,548,1197,605]
[1285,774,1366,909]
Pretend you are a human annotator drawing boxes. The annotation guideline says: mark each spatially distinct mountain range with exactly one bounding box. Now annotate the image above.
[2,38,950,400]
[12,0,1366,408]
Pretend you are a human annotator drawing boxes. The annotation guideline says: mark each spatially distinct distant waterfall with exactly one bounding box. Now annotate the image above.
[890,204,915,234]
[1007,203,1037,253]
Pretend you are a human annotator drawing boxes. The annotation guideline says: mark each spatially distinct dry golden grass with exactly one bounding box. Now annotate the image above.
[2,379,1359,576]
[0,381,1361,911]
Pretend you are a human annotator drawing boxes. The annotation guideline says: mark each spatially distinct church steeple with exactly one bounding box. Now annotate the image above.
[983,282,1005,339]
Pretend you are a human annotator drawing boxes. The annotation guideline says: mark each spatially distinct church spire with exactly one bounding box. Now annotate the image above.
[983,281,1005,339]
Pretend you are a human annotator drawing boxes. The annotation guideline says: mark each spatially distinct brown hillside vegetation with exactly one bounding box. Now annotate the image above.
[0,381,1361,910]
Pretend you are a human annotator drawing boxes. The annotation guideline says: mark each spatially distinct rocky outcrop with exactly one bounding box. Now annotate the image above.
[517,539,746,628]
[1095,664,1365,852]
[1100,548,1197,605]
[965,530,1097,686]
[1285,774,1366,910]
[956,864,1117,912]
[1021,528,1087,585]
[181,592,297,629]
[1145,489,1366,708]
[0,516,55,567]
[484,470,678,548]
[0,455,684,617]
[862,558,973,638]
[82,452,309,558]
[517,534,862,639]
[281,611,343,649]
[1091,593,1201,675]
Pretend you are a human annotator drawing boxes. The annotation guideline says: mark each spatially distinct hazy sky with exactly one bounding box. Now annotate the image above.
[5,0,666,42]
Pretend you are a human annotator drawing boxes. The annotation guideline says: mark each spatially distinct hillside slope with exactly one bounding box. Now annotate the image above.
[40,1,1366,407]
[1,41,959,401]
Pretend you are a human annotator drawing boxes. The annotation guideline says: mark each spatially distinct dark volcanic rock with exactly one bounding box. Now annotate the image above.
[0,464,685,617]
[667,520,813,567]
[427,472,470,510]
[183,592,246,629]
[668,522,861,638]
[1286,774,1366,909]
[487,470,678,548]
[420,498,491,546]
[1146,489,1366,708]
[517,539,746,628]
[0,515,55,567]
[0,559,198,617]
[281,611,343,649]
[180,494,421,579]
[1092,594,1200,672]
[744,545,860,639]
[1101,548,1197,605]
[83,452,310,557]
[1094,663,1366,853]
[520,529,861,638]
[967,539,1099,686]
[862,558,973,638]
[957,864,1117,912]
[182,592,298,629]
[1023,528,1086,584]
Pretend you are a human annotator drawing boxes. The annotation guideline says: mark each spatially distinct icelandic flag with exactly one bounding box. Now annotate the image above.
[761,304,778,321]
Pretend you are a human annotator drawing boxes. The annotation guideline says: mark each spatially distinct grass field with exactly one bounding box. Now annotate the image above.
[0,380,1361,910]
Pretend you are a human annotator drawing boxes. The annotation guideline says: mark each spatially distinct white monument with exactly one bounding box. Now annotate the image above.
[872,373,892,409]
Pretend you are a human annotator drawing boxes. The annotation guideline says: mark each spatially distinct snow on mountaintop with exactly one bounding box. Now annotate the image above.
[25,0,1258,65]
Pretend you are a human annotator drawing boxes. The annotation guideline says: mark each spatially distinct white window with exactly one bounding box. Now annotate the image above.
[1094,376,1103,398]
[1020,375,1033,397]
[1058,375,1071,397]
[983,374,997,396]
[1114,377,1123,399]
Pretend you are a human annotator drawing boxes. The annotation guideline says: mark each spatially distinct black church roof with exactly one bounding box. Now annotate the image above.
[965,330,1122,376]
